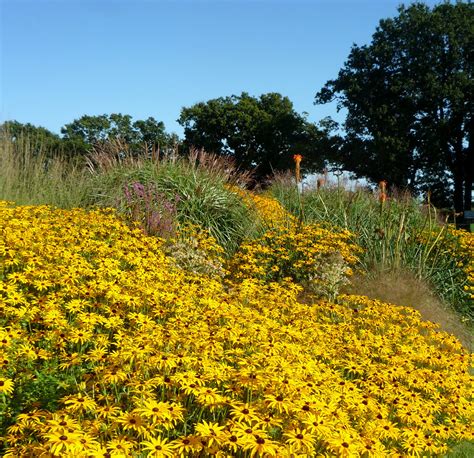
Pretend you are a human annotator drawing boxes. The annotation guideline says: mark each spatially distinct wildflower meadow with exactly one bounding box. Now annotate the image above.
[0,173,473,457]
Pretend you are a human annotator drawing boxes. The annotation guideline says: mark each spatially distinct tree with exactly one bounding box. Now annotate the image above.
[315,1,473,210]
[179,92,329,181]
[61,114,175,155]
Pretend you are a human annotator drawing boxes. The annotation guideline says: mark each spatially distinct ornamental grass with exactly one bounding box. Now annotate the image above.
[0,201,472,457]
[269,177,474,322]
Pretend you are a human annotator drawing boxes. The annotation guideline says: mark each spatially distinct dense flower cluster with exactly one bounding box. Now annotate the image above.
[227,186,294,227]
[165,224,227,278]
[419,226,474,315]
[229,222,362,300]
[0,201,472,457]
[445,228,474,303]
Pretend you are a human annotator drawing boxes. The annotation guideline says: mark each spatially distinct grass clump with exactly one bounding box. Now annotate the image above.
[85,149,259,253]
[0,131,259,254]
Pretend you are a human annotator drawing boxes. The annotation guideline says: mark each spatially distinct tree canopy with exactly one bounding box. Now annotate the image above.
[61,114,177,155]
[179,92,331,182]
[315,1,473,210]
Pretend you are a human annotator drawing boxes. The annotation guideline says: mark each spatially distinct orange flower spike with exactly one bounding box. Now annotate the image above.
[293,154,303,182]
[379,180,387,203]
[293,154,303,164]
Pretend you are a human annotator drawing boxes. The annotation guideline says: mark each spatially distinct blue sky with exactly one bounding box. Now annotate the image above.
[1,0,439,137]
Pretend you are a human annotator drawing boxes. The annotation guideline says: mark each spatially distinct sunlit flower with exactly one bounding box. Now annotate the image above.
[0,377,14,395]
[141,436,175,457]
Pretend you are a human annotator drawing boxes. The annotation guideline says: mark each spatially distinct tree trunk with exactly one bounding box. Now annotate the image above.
[452,124,466,213]
[464,120,474,210]
[453,170,464,213]
[465,163,473,211]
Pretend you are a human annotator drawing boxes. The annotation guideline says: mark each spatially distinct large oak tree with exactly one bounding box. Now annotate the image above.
[315,1,473,210]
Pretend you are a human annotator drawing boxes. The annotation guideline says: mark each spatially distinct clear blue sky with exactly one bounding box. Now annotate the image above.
[1,0,439,137]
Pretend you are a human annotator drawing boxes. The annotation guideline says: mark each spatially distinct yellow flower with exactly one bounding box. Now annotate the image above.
[194,420,227,448]
[284,428,316,454]
[229,403,261,424]
[242,434,279,457]
[43,430,82,456]
[0,377,14,395]
[327,431,361,457]
[141,436,175,457]
[116,412,148,436]
[264,393,293,414]
[105,437,134,455]
[170,435,201,456]
[63,394,97,413]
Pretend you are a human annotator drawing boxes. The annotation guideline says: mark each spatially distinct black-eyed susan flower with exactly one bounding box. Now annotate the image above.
[284,428,316,454]
[43,430,82,456]
[242,434,279,457]
[194,420,227,448]
[63,394,97,413]
[141,436,175,457]
[0,377,14,395]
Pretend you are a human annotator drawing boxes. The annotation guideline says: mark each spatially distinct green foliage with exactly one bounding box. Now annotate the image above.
[315,2,474,211]
[446,441,474,458]
[179,92,330,181]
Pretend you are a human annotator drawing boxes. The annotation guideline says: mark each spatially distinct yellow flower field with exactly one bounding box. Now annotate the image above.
[0,201,472,457]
